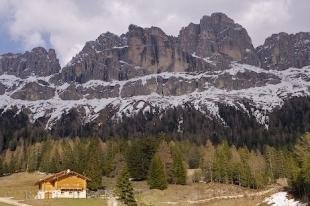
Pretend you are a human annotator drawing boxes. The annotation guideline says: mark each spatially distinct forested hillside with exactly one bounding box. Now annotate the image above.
[0,96,309,153]
[0,133,309,202]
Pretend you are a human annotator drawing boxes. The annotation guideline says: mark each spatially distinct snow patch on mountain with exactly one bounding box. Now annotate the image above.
[0,63,309,129]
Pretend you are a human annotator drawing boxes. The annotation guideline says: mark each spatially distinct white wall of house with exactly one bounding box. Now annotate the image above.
[35,190,86,199]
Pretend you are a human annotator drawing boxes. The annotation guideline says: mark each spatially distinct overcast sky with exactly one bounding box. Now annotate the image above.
[0,0,309,65]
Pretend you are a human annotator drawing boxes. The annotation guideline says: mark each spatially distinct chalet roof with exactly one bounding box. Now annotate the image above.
[35,169,91,185]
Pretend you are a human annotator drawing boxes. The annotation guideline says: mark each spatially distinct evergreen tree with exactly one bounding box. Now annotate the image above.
[147,153,167,190]
[110,153,127,178]
[289,133,310,201]
[187,146,201,169]
[126,138,158,180]
[213,141,231,183]
[202,140,215,183]
[26,144,40,172]
[102,140,123,177]
[248,150,268,189]
[171,144,187,185]
[49,150,61,173]
[157,140,173,183]
[229,146,242,185]
[238,147,253,187]
[264,145,285,181]
[39,140,53,172]
[116,166,137,206]
[85,139,102,190]
[73,140,88,174]
[62,141,75,171]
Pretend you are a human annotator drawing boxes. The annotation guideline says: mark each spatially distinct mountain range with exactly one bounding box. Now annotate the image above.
[0,12,309,150]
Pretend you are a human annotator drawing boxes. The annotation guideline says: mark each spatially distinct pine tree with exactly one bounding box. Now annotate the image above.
[147,153,167,190]
[39,140,53,172]
[171,144,187,185]
[238,147,253,187]
[213,141,231,183]
[248,150,268,189]
[156,140,173,183]
[229,146,242,185]
[73,140,88,174]
[85,139,102,190]
[62,141,75,171]
[289,133,310,201]
[26,144,40,172]
[116,167,137,206]
[102,140,123,177]
[202,140,215,183]
[126,138,158,180]
[264,145,277,181]
[187,146,201,169]
[49,150,61,173]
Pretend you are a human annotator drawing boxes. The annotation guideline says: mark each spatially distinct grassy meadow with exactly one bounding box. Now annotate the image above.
[0,172,279,206]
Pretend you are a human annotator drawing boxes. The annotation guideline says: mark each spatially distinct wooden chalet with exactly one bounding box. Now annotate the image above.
[35,169,90,199]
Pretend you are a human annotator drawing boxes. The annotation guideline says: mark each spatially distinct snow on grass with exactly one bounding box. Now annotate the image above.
[263,192,307,206]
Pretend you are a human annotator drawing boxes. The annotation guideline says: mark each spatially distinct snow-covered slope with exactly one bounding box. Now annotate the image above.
[263,192,308,206]
[0,62,309,129]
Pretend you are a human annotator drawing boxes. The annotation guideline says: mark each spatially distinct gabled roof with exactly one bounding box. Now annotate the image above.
[35,169,91,185]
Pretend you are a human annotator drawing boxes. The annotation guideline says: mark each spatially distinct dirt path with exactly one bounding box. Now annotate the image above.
[0,197,32,206]
[160,186,281,205]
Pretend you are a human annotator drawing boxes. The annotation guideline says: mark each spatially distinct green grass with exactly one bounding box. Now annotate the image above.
[0,172,47,199]
[102,176,273,206]
[25,199,107,206]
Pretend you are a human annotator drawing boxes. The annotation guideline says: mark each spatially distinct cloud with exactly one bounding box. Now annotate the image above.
[236,0,292,44]
[0,0,309,65]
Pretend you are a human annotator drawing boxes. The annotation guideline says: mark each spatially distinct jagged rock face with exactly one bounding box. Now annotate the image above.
[11,82,55,101]
[59,24,219,83]
[28,65,283,101]
[58,84,83,100]
[179,13,259,66]
[0,47,60,78]
[126,25,202,74]
[257,32,310,70]
[59,32,130,83]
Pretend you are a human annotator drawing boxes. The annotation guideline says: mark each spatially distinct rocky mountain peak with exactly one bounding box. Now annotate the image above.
[200,12,235,29]
[95,31,127,49]
[179,12,259,66]
[59,21,215,83]
[127,24,172,42]
[256,31,310,70]
[0,46,60,78]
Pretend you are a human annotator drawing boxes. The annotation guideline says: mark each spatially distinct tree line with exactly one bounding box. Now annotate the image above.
[0,133,309,203]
